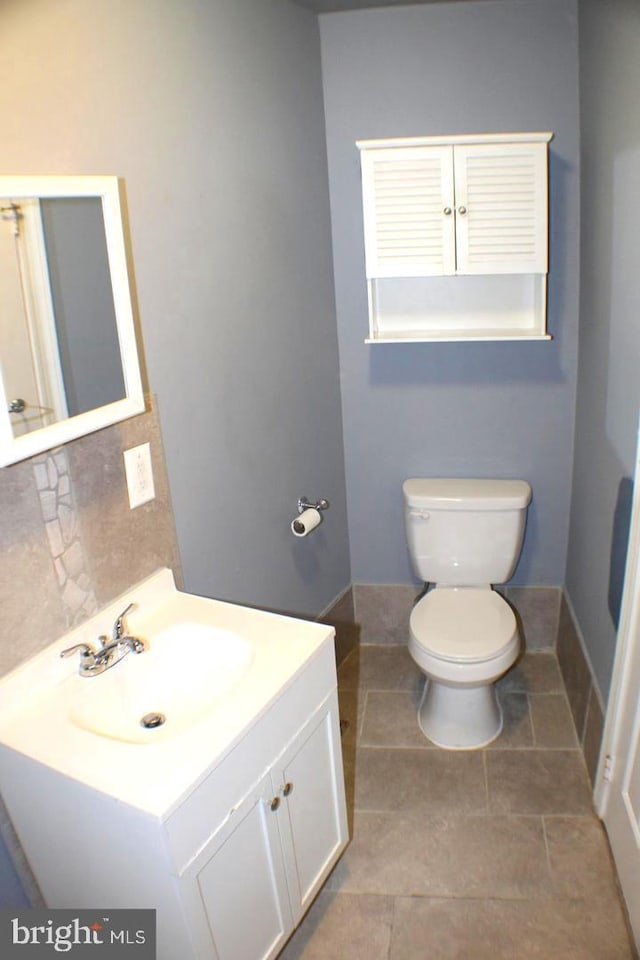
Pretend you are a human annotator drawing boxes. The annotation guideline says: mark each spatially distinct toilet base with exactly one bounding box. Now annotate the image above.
[417,679,503,750]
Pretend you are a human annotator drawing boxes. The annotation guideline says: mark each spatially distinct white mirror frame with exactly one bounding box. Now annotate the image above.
[0,175,145,466]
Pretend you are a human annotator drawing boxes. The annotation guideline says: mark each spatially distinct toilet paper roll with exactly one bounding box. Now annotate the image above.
[291,507,322,537]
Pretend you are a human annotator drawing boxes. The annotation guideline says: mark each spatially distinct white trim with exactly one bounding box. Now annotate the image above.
[365,333,552,344]
[594,415,640,815]
[17,198,68,423]
[357,132,554,151]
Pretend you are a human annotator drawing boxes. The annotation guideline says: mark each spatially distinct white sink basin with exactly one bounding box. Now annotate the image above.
[70,623,254,744]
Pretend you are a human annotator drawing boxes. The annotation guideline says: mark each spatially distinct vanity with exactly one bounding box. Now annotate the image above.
[0,569,348,959]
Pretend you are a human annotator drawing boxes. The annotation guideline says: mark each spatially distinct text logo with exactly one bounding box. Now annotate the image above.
[1,909,155,957]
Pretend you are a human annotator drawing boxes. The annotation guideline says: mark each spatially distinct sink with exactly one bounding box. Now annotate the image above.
[70,622,254,744]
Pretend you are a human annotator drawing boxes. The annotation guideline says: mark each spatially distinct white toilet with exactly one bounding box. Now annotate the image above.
[402,477,532,750]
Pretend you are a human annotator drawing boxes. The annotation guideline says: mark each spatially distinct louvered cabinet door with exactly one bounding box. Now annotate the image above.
[452,141,548,275]
[360,145,456,277]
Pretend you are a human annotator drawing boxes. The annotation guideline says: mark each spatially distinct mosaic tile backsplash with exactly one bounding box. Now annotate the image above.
[0,398,182,678]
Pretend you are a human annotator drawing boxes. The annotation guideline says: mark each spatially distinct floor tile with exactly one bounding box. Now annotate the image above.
[328,812,550,899]
[289,644,634,959]
[338,644,422,693]
[388,896,634,959]
[360,690,432,748]
[341,754,356,833]
[279,891,393,960]
[490,692,534,748]
[544,815,622,900]
[530,694,578,748]
[336,647,360,691]
[337,687,362,751]
[355,747,487,817]
[486,750,593,815]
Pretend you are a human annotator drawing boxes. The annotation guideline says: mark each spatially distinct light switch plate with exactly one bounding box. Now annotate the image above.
[123,442,155,509]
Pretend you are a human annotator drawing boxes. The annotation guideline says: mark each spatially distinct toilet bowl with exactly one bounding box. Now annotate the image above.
[402,478,531,750]
[409,586,520,749]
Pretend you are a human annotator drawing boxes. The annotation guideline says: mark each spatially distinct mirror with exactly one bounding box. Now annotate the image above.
[0,176,144,466]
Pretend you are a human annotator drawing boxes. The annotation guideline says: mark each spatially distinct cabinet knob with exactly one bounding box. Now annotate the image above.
[443,206,452,216]
[457,205,467,216]
[270,796,281,812]
[282,782,294,797]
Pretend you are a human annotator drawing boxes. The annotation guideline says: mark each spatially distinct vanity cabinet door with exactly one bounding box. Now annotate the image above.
[180,774,293,960]
[273,695,349,924]
[177,690,348,960]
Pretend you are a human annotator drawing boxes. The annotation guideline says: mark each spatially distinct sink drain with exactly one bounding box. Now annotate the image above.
[140,712,166,729]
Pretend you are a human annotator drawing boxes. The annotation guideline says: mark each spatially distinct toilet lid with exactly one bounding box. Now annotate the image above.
[409,589,517,663]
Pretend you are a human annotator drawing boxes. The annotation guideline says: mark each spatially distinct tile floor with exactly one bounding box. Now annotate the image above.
[281,645,637,960]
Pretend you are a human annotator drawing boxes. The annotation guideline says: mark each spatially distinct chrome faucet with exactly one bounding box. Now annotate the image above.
[60,603,145,677]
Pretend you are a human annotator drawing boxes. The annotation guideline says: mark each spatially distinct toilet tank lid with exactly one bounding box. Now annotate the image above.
[403,478,532,510]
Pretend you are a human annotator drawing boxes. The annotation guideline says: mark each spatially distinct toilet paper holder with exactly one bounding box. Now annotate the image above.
[297,496,330,514]
[291,496,330,537]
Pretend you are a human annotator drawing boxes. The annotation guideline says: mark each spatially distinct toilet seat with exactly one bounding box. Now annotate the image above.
[410,588,517,663]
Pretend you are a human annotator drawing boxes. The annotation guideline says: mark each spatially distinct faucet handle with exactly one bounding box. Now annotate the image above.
[113,602,136,640]
[60,642,96,660]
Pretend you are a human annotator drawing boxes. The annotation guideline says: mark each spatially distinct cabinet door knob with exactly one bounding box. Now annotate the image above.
[457,205,467,215]
[270,796,281,812]
[443,206,452,216]
[282,782,294,797]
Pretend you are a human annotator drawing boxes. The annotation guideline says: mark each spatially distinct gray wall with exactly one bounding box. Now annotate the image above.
[566,0,640,699]
[0,0,350,618]
[320,0,580,586]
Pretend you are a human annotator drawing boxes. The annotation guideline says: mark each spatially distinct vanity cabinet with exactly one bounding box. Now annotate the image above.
[178,696,346,960]
[0,615,348,960]
[357,132,553,342]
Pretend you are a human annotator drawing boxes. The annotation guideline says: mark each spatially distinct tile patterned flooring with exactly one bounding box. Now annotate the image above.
[281,646,636,960]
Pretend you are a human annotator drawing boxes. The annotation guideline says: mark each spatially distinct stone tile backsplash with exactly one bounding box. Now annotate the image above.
[353,583,422,645]
[556,593,605,786]
[503,585,561,650]
[33,446,98,626]
[354,583,561,650]
[322,586,359,666]
[0,398,181,678]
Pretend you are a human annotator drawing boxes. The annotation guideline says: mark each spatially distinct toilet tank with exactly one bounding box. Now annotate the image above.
[402,478,532,586]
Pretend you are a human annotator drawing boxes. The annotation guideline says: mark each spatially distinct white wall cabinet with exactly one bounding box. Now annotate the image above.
[357,132,553,342]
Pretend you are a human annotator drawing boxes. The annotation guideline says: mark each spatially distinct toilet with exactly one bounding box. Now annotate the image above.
[402,477,532,750]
